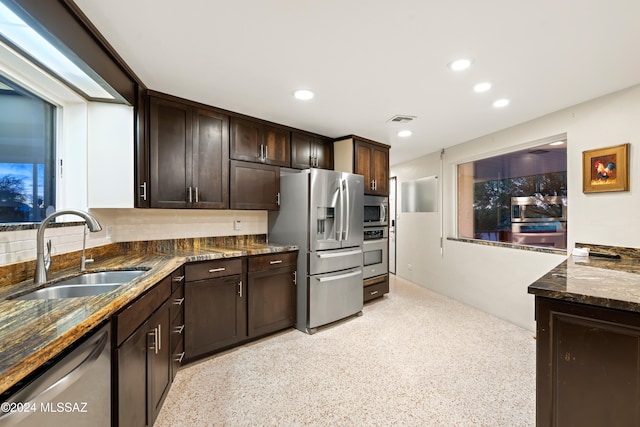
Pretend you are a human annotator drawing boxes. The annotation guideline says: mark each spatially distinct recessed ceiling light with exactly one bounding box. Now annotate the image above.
[448,58,473,71]
[474,82,492,93]
[549,141,565,146]
[293,89,314,100]
[493,99,510,108]
[397,130,412,138]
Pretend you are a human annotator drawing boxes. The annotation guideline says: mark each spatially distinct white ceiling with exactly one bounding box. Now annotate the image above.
[74,0,640,166]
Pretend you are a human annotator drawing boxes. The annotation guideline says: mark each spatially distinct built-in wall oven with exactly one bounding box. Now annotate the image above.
[364,195,388,227]
[363,227,388,279]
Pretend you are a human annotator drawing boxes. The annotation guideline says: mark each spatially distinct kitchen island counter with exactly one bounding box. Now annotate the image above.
[0,240,297,395]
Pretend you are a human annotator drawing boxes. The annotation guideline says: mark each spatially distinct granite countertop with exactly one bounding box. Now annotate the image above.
[528,254,640,313]
[0,242,297,396]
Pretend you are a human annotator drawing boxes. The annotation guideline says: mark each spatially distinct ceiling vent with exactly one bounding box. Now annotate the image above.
[528,149,550,155]
[387,115,417,123]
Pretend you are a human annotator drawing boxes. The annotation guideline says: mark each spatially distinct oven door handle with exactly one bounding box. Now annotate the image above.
[380,203,387,223]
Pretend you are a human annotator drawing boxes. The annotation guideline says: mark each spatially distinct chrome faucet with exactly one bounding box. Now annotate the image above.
[34,209,102,284]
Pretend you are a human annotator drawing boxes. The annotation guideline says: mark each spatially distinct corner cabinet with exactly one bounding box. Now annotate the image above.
[148,93,229,209]
[248,252,297,338]
[334,135,390,196]
[290,132,333,170]
[230,117,290,167]
[230,160,280,210]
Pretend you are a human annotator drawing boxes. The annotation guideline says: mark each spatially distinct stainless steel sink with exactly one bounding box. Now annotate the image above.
[15,284,125,300]
[9,269,148,301]
[55,270,147,286]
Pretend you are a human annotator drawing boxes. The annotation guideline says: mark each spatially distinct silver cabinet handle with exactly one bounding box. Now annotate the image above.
[370,290,379,296]
[265,145,269,160]
[174,352,185,363]
[140,182,147,201]
[269,260,283,265]
[173,297,184,306]
[188,186,193,203]
[195,186,199,203]
[238,280,243,298]
[293,271,297,285]
[209,267,226,273]
[370,179,375,190]
[172,275,185,282]
[174,325,185,334]
[150,327,158,354]
[157,323,161,351]
[276,192,281,206]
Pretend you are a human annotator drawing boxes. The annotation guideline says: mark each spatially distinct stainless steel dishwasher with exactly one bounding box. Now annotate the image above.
[0,322,111,427]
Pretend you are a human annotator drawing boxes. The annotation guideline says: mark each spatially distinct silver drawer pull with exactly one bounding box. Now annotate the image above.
[173,297,185,306]
[317,249,362,259]
[370,290,379,295]
[209,267,226,273]
[172,275,185,282]
[269,260,283,265]
[174,325,185,334]
[318,269,362,282]
[174,352,185,363]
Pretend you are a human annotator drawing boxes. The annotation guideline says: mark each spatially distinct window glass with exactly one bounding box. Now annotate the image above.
[0,75,56,222]
[457,140,567,249]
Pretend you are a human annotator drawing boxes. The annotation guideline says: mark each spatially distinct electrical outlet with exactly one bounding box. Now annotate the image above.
[234,220,242,231]
[106,225,113,239]
[407,263,413,271]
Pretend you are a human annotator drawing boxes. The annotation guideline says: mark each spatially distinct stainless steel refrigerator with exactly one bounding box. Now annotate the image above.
[268,168,364,334]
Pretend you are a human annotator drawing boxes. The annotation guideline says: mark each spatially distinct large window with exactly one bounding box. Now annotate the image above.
[0,75,56,223]
[457,138,567,249]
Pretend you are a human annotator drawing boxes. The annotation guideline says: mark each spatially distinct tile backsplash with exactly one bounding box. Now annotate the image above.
[0,208,267,267]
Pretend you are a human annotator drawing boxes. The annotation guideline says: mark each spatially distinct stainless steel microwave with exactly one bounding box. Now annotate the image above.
[363,195,388,227]
[511,196,567,223]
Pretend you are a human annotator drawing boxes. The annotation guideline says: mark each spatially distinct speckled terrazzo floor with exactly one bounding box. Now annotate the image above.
[155,275,536,427]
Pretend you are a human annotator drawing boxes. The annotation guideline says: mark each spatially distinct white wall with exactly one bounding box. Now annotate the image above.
[391,84,640,331]
[0,209,267,266]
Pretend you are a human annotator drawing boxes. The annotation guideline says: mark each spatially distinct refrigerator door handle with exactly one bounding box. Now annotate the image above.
[317,269,362,282]
[316,249,362,258]
[343,178,350,241]
[337,179,344,241]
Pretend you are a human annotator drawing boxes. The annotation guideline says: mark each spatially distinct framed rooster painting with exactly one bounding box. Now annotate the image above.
[583,143,630,193]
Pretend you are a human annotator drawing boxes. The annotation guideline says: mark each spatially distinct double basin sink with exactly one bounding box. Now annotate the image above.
[9,270,148,301]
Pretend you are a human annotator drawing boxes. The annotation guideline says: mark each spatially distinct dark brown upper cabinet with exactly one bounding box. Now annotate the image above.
[148,94,229,208]
[355,139,389,196]
[290,132,333,170]
[334,135,390,196]
[230,117,290,167]
[230,160,280,210]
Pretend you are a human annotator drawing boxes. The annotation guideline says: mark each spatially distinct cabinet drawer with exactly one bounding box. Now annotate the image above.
[248,251,297,272]
[364,278,389,302]
[114,276,171,346]
[171,267,185,292]
[185,258,242,282]
[170,285,184,324]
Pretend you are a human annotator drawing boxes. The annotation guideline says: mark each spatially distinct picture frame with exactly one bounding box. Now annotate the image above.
[582,143,630,193]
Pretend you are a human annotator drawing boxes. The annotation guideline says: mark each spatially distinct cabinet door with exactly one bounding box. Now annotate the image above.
[248,266,296,338]
[148,302,172,426]
[371,145,389,195]
[229,160,280,210]
[230,117,261,162]
[354,141,373,192]
[262,125,290,166]
[192,108,229,208]
[149,96,191,208]
[184,274,246,359]
[290,132,313,169]
[117,320,148,427]
[314,138,334,170]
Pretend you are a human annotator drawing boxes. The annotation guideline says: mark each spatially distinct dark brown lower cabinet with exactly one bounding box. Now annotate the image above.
[248,252,297,338]
[184,259,246,360]
[114,275,172,427]
[535,297,640,427]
